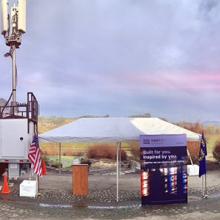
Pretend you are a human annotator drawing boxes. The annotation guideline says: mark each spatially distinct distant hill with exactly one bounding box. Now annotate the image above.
[38,116,76,134]
[38,115,112,134]
[203,121,220,127]
[129,113,152,118]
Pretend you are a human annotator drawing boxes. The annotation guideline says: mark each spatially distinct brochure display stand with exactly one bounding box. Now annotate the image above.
[140,134,188,205]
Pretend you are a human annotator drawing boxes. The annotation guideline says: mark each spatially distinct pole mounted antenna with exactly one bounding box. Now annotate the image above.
[1,0,27,105]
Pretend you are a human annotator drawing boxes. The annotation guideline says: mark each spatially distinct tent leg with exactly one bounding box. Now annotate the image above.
[116,142,120,202]
[59,143,61,174]
[187,148,194,165]
[119,143,121,175]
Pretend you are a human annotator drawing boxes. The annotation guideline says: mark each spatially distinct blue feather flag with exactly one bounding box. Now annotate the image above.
[199,133,207,177]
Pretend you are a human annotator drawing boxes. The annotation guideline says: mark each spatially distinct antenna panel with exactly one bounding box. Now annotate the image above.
[1,0,8,35]
[18,0,26,33]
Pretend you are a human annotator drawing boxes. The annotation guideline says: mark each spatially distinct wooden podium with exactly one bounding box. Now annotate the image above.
[72,164,88,196]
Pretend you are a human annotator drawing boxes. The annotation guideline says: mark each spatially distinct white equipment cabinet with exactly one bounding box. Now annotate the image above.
[0,119,34,160]
[20,180,38,197]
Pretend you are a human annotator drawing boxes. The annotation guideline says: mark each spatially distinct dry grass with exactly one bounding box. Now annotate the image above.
[87,144,127,160]
[130,144,140,161]
[38,116,75,134]
[176,122,204,134]
[41,143,86,157]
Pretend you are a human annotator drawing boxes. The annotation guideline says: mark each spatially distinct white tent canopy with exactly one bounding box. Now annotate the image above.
[40,117,200,142]
[39,117,200,202]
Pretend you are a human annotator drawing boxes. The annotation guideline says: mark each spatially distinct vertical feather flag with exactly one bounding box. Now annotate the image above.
[199,133,207,177]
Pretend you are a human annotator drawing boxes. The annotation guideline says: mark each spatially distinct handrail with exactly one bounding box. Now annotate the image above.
[0,92,39,121]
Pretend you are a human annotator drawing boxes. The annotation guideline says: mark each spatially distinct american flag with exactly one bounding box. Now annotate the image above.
[28,135,42,176]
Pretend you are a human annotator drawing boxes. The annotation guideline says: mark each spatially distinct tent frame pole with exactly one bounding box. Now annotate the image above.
[187,148,193,165]
[59,142,61,174]
[119,143,121,175]
[116,142,121,202]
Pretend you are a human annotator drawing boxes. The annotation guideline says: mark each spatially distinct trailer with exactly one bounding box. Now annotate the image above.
[0,1,38,179]
[0,92,38,179]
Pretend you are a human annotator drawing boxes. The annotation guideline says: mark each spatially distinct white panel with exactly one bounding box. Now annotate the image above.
[187,164,199,176]
[0,119,34,159]
[1,0,8,34]
[20,180,38,197]
[18,0,26,33]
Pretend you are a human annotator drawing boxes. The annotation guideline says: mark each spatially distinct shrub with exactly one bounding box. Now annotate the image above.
[130,145,140,161]
[80,158,92,167]
[176,122,204,134]
[120,149,127,161]
[49,159,62,168]
[187,142,200,163]
[87,144,127,160]
[41,154,50,166]
[51,161,62,169]
[213,141,220,162]
[73,151,84,157]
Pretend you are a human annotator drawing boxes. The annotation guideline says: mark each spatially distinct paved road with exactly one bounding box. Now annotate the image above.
[0,195,220,220]
[0,170,219,219]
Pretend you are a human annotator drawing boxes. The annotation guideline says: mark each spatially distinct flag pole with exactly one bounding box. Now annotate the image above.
[204,174,208,198]
[36,174,39,195]
[201,175,204,197]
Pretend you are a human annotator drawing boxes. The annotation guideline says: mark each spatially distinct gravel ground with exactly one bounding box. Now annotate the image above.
[0,165,219,219]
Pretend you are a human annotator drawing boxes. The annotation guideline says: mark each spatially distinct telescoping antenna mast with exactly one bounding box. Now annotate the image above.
[1,0,26,106]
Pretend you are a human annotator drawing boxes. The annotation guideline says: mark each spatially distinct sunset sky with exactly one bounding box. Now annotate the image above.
[0,0,219,122]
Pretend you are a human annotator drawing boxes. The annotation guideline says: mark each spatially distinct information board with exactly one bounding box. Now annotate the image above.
[140,134,188,205]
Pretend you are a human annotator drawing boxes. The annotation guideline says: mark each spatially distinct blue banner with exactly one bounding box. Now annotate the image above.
[199,133,207,177]
[140,135,188,205]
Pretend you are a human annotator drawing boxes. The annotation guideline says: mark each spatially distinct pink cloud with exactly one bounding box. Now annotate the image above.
[118,71,220,93]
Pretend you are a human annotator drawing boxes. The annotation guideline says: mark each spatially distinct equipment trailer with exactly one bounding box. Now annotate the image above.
[0,92,38,179]
[0,0,39,179]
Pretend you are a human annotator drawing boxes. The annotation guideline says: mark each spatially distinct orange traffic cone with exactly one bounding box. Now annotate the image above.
[42,160,47,176]
[1,174,10,194]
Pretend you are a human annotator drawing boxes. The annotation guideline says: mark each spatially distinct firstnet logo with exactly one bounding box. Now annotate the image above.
[143,139,150,144]
[143,138,164,145]
[151,138,163,144]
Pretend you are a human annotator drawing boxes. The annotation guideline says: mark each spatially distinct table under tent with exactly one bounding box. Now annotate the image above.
[40,117,200,202]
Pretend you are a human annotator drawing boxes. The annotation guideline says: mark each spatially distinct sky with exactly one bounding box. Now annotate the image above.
[0,0,220,122]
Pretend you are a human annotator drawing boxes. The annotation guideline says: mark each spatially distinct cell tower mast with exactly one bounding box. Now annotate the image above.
[1,0,26,106]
